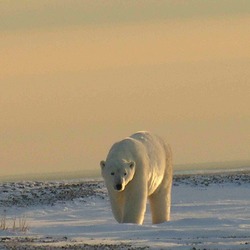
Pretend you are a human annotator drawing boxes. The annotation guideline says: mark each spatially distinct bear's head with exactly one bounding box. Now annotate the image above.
[100,160,135,192]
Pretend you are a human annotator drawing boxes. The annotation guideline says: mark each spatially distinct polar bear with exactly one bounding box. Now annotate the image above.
[100,131,173,225]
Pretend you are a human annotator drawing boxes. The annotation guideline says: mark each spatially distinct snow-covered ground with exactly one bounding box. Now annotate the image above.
[0,171,250,250]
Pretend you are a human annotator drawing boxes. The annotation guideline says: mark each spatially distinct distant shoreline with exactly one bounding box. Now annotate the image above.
[1,160,249,182]
[175,167,250,176]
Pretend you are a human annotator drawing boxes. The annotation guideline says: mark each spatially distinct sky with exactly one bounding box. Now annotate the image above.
[1,1,250,177]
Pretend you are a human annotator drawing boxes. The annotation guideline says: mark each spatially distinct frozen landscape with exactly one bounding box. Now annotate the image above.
[0,170,250,250]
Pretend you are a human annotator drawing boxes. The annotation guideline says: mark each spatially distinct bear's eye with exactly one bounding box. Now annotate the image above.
[111,172,115,176]
[124,172,127,176]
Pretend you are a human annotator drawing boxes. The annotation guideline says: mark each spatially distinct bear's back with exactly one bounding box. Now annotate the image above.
[130,131,169,194]
[107,131,168,171]
[130,131,167,168]
[130,131,165,151]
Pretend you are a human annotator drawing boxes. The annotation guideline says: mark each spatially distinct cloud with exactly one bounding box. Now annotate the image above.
[1,16,250,80]
[1,0,250,31]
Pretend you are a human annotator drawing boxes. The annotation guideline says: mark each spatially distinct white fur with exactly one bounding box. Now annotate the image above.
[100,131,173,225]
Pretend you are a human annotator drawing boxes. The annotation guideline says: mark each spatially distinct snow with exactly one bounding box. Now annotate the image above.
[0,171,250,249]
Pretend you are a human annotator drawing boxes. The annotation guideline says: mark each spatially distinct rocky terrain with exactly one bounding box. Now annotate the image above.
[0,171,249,250]
[0,171,249,208]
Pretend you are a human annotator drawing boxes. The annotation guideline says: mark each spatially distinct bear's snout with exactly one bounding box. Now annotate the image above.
[115,184,123,191]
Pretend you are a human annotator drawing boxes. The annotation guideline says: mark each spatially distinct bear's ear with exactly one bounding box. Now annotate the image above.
[129,161,135,170]
[100,160,106,169]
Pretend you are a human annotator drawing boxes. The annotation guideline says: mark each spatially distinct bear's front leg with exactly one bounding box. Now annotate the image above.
[108,190,124,223]
[122,186,147,225]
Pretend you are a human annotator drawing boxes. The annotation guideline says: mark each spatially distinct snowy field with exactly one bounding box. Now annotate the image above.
[0,171,250,250]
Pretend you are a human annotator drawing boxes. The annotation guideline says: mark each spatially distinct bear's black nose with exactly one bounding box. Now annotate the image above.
[116,184,122,190]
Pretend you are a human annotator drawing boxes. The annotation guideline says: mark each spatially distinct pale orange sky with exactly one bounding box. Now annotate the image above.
[1,1,250,177]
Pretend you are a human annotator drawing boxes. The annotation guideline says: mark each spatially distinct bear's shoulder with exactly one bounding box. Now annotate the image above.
[130,131,163,146]
[107,137,139,160]
[130,131,151,142]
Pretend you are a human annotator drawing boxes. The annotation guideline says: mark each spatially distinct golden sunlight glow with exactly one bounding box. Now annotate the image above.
[1,1,250,177]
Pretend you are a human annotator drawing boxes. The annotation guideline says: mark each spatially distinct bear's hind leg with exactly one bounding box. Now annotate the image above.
[149,177,172,224]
